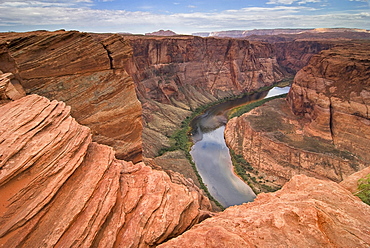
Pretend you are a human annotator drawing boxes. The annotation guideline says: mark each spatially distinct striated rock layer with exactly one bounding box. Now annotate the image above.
[159,174,370,248]
[225,42,370,188]
[0,31,142,162]
[0,95,212,247]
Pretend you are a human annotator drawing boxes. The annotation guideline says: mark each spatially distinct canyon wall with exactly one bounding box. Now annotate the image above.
[274,41,333,74]
[0,95,212,247]
[287,42,370,161]
[225,42,370,188]
[0,31,142,162]
[124,35,289,157]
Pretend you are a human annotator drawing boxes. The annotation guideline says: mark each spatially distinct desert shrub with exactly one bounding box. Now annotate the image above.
[356,174,370,205]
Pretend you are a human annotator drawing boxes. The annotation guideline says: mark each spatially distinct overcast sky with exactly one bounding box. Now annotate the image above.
[0,0,369,34]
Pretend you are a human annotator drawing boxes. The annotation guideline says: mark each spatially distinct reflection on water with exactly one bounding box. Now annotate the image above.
[189,86,290,207]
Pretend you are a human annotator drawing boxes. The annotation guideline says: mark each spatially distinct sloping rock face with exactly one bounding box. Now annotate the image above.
[159,175,370,248]
[124,36,289,157]
[0,31,142,162]
[0,95,212,247]
[225,42,370,188]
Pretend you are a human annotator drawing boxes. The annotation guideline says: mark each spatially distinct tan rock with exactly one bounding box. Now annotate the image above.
[159,175,370,248]
[0,95,212,247]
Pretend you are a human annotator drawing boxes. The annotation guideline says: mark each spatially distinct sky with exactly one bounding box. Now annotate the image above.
[0,0,369,34]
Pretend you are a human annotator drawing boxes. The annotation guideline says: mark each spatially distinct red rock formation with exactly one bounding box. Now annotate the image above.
[0,71,25,103]
[225,42,370,188]
[287,42,370,161]
[0,95,212,247]
[158,175,370,248]
[0,31,142,162]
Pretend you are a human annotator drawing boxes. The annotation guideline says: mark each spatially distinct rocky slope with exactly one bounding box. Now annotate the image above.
[0,94,212,247]
[124,35,290,157]
[0,30,142,162]
[225,42,370,188]
[159,174,370,248]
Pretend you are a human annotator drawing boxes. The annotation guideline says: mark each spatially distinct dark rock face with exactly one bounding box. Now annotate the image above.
[274,41,334,74]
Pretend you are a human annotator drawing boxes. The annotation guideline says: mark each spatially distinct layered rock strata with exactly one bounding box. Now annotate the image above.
[159,175,370,248]
[124,36,289,157]
[225,42,370,188]
[288,42,370,161]
[0,31,142,162]
[0,95,212,247]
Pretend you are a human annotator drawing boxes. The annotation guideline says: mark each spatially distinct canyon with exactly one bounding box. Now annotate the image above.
[225,42,370,189]
[0,29,369,247]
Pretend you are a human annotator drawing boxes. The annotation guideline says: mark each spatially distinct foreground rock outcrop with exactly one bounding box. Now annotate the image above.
[0,31,142,162]
[159,175,370,248]
[0,95,212,247]
[226,42,370,188]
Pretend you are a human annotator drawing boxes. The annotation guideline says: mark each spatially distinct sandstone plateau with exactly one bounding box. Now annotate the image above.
[225,42,370,188]
[0,94,212,247]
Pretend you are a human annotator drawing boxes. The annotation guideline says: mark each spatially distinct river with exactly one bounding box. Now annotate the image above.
[189,86,290,207]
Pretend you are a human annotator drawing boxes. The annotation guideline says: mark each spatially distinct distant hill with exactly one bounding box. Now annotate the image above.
[145,29,177,36]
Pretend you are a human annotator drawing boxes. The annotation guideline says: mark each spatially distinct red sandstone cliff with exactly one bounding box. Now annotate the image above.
[0,95,212,247]
[287,42,370,161]
[0,31,142,162]
[225,42,370,188]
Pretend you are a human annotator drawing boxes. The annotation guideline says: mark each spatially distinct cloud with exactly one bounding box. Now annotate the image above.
[266,0,321,4]
[0,1,368,34]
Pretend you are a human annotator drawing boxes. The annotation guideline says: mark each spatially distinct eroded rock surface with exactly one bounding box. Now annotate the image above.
[225,42,370,188]
[0,95,212,248]
[0,31,142,162]
[159,175,370,248]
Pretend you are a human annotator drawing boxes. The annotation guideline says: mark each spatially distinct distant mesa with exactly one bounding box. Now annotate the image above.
[192,28,370,38]
[145,29,177,36]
